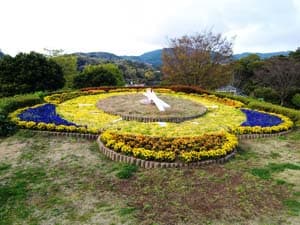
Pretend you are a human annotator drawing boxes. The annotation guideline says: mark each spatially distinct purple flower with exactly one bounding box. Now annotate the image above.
[18,104,78,126]
[241,109,282,127]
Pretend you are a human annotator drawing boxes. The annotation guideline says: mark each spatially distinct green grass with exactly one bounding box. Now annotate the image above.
[251,163,300,180]
[0,129,299,224]
[0,163,11,171]
[118,207,136,217]
[283,199,300,215]
[116,164,138,179]
[0,167,47,224]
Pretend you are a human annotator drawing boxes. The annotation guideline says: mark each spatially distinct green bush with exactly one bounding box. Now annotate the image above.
[213,92,252,104]
[0,93,43,136]
[0,52,65,97]
[0,114,17,137]
[0,94,43,116]
[252,87,280,104]
[292,93,300,108]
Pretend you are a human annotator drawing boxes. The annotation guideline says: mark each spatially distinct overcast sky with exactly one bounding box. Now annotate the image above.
[1,0,300,56]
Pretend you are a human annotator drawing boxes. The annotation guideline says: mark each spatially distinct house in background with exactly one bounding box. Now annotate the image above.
[215,85,242,95]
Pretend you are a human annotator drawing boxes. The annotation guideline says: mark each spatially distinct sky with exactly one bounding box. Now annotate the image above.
[1,0,300,56]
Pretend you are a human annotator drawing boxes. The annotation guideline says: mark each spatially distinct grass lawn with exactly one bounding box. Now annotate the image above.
[0,129,299,225]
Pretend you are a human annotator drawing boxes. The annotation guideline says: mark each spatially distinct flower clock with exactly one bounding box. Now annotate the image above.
[9,88,294,166]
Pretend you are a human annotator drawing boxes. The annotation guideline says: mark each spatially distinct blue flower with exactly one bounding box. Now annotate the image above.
[241,109,282,127]
[18,104,78,126]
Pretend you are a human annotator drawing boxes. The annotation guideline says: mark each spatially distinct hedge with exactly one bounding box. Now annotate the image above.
[0,93,43,136]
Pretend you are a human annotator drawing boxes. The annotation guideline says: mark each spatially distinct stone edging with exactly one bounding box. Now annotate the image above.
[96,137,236,168]
[237,129,292,139]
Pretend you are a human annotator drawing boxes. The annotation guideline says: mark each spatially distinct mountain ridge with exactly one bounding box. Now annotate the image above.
[74,49,291,67]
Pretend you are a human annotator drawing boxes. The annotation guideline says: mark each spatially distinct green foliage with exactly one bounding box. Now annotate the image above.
[0,93,43,136]
[0,52,65,97]
[292,93,300,108]
[233,54,263,95]
[0,93,43,116]
[252,87,280,104]
[52,55,78,88]
[73,64,124,88]
[116,164,138,179]
[99,63,125,86]
[0,114,17,137]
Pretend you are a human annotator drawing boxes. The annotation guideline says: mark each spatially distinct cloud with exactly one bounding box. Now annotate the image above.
[0,0,299,55]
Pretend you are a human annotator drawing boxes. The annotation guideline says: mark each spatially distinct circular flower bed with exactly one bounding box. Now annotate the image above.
[9,88,294,166]
[96,93,207,122]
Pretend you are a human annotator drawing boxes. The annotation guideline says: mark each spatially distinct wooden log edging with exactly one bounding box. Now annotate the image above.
[237,129,293,140]
[101,109,207,123]
[96,137,236,168]
[22,129,99,140]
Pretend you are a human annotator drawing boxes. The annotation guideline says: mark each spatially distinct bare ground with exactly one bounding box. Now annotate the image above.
[0,129,299,225]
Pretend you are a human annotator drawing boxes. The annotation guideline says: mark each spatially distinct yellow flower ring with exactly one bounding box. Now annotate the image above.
[11,88,293,165]
[52,89,245,164]
[56,91,246,137]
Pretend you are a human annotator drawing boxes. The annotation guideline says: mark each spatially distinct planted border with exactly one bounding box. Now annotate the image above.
[6,87,296,167]
[100,131,238,163]
[97,137,236,168]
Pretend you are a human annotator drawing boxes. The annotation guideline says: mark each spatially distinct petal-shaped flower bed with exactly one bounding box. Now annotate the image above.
[18,103,78,126]
[100,130,238,163]
[241,109,282,127]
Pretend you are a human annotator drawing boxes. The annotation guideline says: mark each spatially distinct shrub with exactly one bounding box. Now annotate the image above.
[73,65,121,88]
[0,94,43,116]
[0,52,65,97]
[0,93,42,136]
[168,85,210,95]
[0,114,16,137]
[292,93,300,108]
[252,87,280,104]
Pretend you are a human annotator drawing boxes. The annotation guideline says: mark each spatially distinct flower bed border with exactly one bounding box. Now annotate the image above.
[237,129,293,139]
[18,128,293,168]
[97,137,236,168]
[102,111,206,123]
[22,129,98,140]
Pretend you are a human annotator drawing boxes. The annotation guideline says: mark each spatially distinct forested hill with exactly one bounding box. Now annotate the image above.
[0,51,4,58]
[233,51,290,60]
[73,49,291,68]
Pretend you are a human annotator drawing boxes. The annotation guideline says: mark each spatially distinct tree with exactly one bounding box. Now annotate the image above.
[52,55,78,88]
[82,64,125,86]
[232,54,263,94]
[97,63,125,86]
[254,56,300,105]
[0,52,64,97]
[162,31,234,89]
[73,65,118,88]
